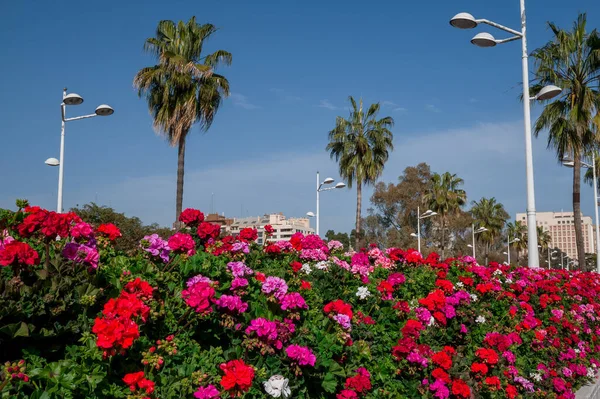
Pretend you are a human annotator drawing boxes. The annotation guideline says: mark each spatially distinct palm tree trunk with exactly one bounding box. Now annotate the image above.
[485,242,489,265]
[175,134,186,225]
[573,155,586,270]
[441,217,446,259]
[355,180,362,250]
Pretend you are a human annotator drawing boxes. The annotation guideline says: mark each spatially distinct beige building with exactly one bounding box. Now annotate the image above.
[227,213,314,245]
[515,211,596,258]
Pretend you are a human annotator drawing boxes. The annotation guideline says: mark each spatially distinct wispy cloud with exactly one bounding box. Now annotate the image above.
[393,107,407,113]
[270,88,302,102]
[230,93,260,110]
[382,100,399,107]
[425,104,441,113]
[318,99,338,110]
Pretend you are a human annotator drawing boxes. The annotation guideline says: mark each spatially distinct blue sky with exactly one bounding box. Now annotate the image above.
[2,0,600,233]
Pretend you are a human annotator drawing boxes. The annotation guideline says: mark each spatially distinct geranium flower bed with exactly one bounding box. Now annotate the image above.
[2,204,600,399]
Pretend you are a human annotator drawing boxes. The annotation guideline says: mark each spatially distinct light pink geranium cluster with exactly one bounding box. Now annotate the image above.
[261,276,288,300]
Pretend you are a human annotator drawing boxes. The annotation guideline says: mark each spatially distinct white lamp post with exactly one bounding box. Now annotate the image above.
[57,88,113,213]
[562,154,600,273]
[450,7,562,268]
[414,207,437,253]
[507,236,520,265]
[315,171,345,236]
[471,224,488,259]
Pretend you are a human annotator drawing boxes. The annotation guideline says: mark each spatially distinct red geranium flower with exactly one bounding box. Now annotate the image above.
[506,384,518,399]
[255,272,266,282]
[96,223,122,241]
[18,207,49,237]
[452,379,471,398]
[401,319,423,339]
[238,227,258,242]
[300,280,312,290]
[0,241,40,267]
[485,376,501,390]
[475,348,499,365]
[291,261,303,273]
[432,368,451,384]
[324,300,353,318]
[337,390,358,399]
[179,208,204,226]
[264,224,274,235]
[219,359,254,393]
[345,367,371,393]
[197,222,221,241]
[432,351,452,370]
[471,362,488,375]
[123,371,144,391]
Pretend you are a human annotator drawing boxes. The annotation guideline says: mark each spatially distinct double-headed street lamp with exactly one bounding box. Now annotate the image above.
[507,236,520,265]
[449,5,562,268]
[51,88,114,213]
[314,172,345,236]
[471,224,488,259]
[562,155,600,273]
[411,207,437,253]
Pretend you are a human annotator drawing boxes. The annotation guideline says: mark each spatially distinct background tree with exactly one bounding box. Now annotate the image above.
[324,229,351,249]
[367,163,432,249]
[326,96,394,249]
[134,17,231,225]
[537,225,552,267]
[530,13,600,269]
[506,221,527,265]
[71,203,172,254]
[470,197,509,264]
[424,172,467,258]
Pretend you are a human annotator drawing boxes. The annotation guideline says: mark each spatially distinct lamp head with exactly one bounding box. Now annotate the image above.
[471,32,497,48]
[45,157,60,167]
[450,12,478,29]
[63,93,84,105]
[95,104,114,116]
[306,212,315,218]
[410,233,418,238]
[323,177,335,185]
[514,238,520,242]
[335,182,346,189]
[535,85,562,101]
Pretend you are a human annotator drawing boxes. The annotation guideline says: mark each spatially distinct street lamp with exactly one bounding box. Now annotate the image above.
[315,172,345,236]
[57,88,114,213]
[506,237,520,265]
[450,6,562,269]
[45,158,60,167]
[562,154,600,273]
[414,207,437,253]
[471,224,488,259]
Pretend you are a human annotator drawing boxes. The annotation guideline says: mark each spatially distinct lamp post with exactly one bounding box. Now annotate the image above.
[315,171,345,236]
[414,207,437,253]
[449,8,562,268]
[507,236,520,265]
[562,155,600,273]
[57,88,114,213]
[471,224,488,259]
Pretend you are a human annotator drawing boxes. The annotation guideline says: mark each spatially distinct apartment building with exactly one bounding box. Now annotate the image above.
[515,211,596,258]
[227,213,314,244]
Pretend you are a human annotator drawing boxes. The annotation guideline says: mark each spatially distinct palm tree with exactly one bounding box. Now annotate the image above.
[326,96,394,249]
[537,225,552,266]
[424,172,467,258]
[530,13,600,269]
[470,197,509,264]
[506,221,527,264]
[134,17,232,224]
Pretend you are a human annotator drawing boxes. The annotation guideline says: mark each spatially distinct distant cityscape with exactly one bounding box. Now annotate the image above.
[204,212,314,245]
[516,211,596,259]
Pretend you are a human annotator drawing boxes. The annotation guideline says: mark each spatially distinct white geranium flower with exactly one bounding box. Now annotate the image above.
[264,375,291,398]
[300,263,312,274]
[428,316,435,326]
[588,369,596,378]
[315,261,329,270]
[505,278,513,284]
[575,348,581,354]
[470,294,479,302]
[493,269,503,276]
[456,281,465,288]
[356,286,371,300]
[529,372,542,382]
[475,315,486,324]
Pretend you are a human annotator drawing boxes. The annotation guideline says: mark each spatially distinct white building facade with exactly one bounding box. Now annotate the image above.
[227,213,314,245]
[515,211,596,258]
